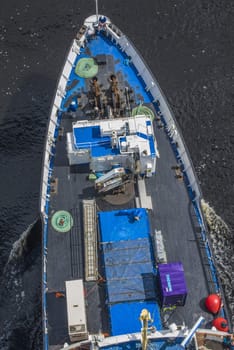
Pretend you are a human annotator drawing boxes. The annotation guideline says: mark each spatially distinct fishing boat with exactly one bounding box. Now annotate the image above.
[40,4,232,350]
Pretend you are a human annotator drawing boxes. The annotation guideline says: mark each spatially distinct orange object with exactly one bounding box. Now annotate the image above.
[102,333,110,337]
[212,317,229,332]
[55,292,65,298]
[205,294,221,314]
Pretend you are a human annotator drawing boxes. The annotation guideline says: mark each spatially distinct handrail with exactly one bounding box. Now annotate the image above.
[39,33,87,350]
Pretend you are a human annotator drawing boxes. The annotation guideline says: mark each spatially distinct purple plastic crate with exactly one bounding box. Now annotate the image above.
[158,262,187,307]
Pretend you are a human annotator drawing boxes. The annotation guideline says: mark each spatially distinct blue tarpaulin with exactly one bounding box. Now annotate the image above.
[102,239,155,303]
[98,208,162,334]
[98,209,150,242]
[109,301,161,335]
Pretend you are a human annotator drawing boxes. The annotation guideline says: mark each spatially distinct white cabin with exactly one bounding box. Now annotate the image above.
[66,115,159,177]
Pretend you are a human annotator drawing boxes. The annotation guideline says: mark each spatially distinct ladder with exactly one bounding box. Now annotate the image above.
[83,200,98,281]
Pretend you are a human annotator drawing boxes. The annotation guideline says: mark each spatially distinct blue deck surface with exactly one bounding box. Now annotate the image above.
[98,208,162,335]
[101,339,184,350]
[73,124,155,157]
[61,33,151,111]
[73,125,120,156]
[73,126,109,148]
[88,35,151,104]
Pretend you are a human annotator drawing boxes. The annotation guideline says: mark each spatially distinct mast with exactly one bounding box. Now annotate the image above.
[140,309,152,350]
[95,0,99,23]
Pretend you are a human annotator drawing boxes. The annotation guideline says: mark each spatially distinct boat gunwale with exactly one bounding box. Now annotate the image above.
[39,36,88,350]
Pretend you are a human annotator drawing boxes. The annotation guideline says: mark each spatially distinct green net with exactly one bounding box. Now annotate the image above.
[51,210,73,233]
[75,58,98,78]
[132,105,155,120]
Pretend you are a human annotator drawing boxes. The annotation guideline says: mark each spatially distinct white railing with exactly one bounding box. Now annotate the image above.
[40,36,84,350]
[40,39,79,214]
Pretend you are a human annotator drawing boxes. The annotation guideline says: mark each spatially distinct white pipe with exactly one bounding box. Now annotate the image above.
[181,316,205,348]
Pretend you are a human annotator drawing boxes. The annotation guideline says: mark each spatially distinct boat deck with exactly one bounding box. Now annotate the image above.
[45,32,214,348]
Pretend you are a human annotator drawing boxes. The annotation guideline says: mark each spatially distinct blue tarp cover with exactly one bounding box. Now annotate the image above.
[98,209,149,242]
[99,208,162,334]
[99,209,154,302]
[102,239,156,302]
[109,301,161,335]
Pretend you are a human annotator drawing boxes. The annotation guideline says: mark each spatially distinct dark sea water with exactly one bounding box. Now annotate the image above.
[0,0,233,348]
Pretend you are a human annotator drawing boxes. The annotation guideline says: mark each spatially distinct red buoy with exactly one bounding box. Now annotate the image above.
[205,294,221,314]
[212,317,229,332]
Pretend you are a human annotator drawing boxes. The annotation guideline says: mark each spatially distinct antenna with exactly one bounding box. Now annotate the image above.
[95,0,99,23]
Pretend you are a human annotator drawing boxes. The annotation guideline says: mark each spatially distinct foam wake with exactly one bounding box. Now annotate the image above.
[0,218,42,350]
[201,200,234,329]
[7,219,38,262]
